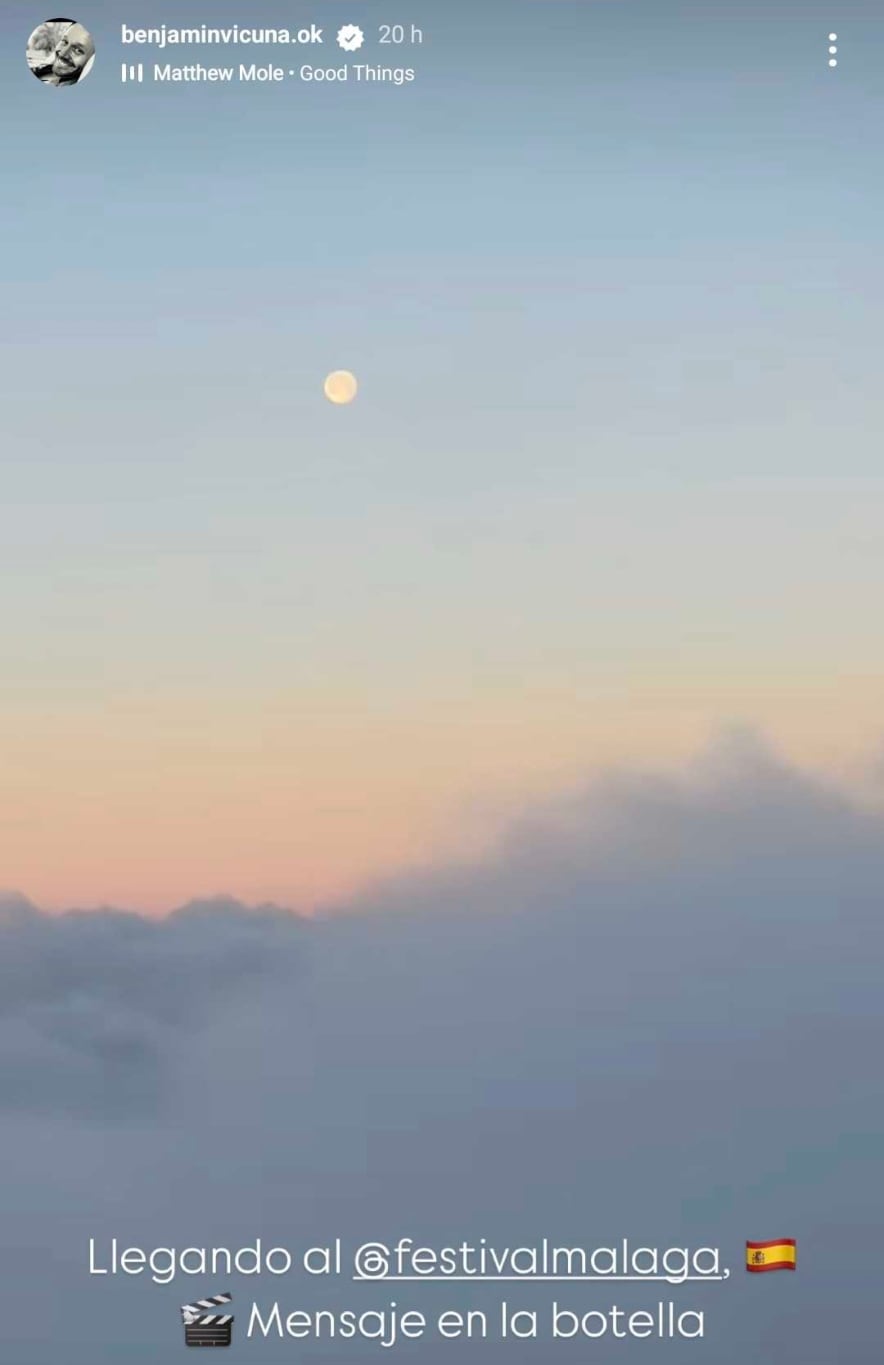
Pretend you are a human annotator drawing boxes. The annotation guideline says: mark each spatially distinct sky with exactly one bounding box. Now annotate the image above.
[1,0,883,909]
[0,4,882,1359]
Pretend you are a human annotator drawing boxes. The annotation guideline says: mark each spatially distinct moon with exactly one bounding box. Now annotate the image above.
[324,370,358,405]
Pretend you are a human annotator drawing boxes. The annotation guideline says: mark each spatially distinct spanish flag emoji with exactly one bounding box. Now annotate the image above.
[746,1239,797,1272]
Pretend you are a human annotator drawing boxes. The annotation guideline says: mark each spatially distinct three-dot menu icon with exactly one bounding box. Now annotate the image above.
[828,33,838,68]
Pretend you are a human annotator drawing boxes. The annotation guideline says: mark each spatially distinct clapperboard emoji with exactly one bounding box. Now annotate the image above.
[181,1291,234,1347]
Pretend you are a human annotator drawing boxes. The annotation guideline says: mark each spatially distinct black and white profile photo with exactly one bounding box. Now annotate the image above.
[27,17,95,86]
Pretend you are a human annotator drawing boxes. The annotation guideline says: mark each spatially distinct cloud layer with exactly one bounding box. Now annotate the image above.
[0,731,881,1362]
[0,894,310,1117]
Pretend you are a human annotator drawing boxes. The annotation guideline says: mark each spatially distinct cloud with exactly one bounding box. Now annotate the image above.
[1,730,882,1123]
[0,894,310,1117]
[0,731,881,1362]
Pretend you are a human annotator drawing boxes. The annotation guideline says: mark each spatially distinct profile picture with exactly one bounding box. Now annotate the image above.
[26,17,95,86]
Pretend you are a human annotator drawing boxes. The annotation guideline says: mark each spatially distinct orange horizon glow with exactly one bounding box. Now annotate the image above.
[4,673,883,915]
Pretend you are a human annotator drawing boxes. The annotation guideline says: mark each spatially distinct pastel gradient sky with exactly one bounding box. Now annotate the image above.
[1,0,882,910]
